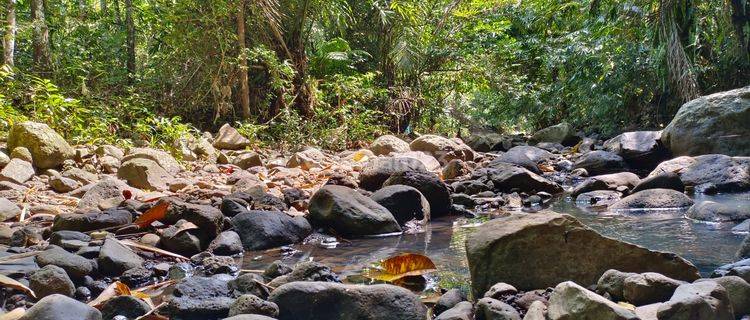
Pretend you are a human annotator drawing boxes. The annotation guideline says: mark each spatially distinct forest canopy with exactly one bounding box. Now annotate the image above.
[1,0,749,151]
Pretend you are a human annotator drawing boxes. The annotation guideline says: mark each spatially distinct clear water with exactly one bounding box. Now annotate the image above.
[242,192,750,287]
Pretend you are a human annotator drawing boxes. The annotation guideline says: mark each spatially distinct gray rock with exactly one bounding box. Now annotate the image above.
[228,294,279,317]
[443,159,470,180]
[308,185,401,237]
[575,190,622,207]
[687,201,750,222]
[573,151,627,176]
[266,261,340,288]
[409,134,474,165]
[0,151,9,167]
[657,281,734,320]
[371,185,430,224]
[597,269,638,301]
[609,189,693,210]
[121,147,183,175]
[164,199,224,239]
[11,146,33,162]
[268,281,426,320]
[95,145,125,160]
[677,154,750,192]
[77,178,133,210]
[164,275,235,319]
[160,219,203,256]
[230,273,271,299]
[231,210,312,250]
[475,297,522,320]
[370,135,410,155]
[8,122,75,169]
[470,163,562,195]
[52,208,133,232]
[29,265,75,298]
[623,272,685,306]
[213,123,252,150]
[101,295,152,320]
[662,86,750,156]
[529,122,577,146]
[523,301,547,320]
[358,157,427,191]
[571,172,640,196]
[466,212,700,295]
[603,131,669,169]
[50,175,80,193]
[382,170,452,217]
[36,246,94,280]
[98,237,144,276]
[62,168,99,184]
[697,276,750,316]
[223,315,277,320]
[631,172,685,193]
[484,282,518,300]
[286,147,326,170]
[233,152,264,169]
[548,281,638,320]
[19,294,102,320]
[435,288,465,316]
[436,301,473,320]
[118,158,172,190]
[0,158,34,184]
[0,197,21,221]
[208,230,244,255]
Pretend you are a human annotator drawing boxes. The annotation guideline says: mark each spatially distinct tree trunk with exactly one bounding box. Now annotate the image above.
[3,0,16,67]
[237,0,250,119]
[658,0,699,103]
[288,0,312,117]
[31,0,52,73]
[125,0,135,80]
[113,0,122,25]
[730,0,750,64]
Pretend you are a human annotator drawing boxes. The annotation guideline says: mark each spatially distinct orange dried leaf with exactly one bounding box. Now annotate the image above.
[365,253,437,282]
[0,274,35,298]
[134,202,170,228]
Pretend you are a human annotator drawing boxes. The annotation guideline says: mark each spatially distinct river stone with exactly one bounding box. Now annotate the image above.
[502,146,554,164]
[0,158,34,184]
[523,301,547,320]
[95,145,125,160]
[118,158,172,190]
[484,283,519,300]
[231,210,312,250]
[62,167,98,185]
[268,281,427,320]
[491,148,543,174]
[8,122,75,169]
[121,147,183,175]
[443,159,470,180]
[466,132,511,152]
[529,122,577,146]
[435,288,465,316]
[98,237,144,276]
[36,246,94,280]
[678,154,750,192]
[687,200,750,222]
[475,297,521,320]
[597,269,638,302]
[649,156,696,178]
[371,135,410,155]
[604,131,669,169]
[609,189,693,211]
[697,276,750,316]
[77,178,133,210]
[164,275,236,319]
[101,295,152,320]
[394,151,442,171]
[208,230,243,255]
[358,157,427,191]
[164,198,224,239]
[286,147,326,170]
[228,294,279,317]
[0,151,9,168]
[631,172,684,193]
[0,197,21,221]
[571,172,641,196]
[160,219,203,256]
[29,264,76,298]
[622,272,685,306]
[470,163,563,194]
[548,281,639,320]
[662,86,750,156]
[370,185,430,224]
[466,212,700,295]
[436,301,473,320]
[11,146,33,162]
[52,208,133,232]
[382,171,451,217]
[656,281,734,320]
[19,294,102,320]
[266,261,340,288]
[308,185,401,237]
[213,123,252,150]
[50,175,80,193]
[409,134,474,165]
[573,151,627,176]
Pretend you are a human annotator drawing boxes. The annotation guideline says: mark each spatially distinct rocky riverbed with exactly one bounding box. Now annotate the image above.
[0,86,748,319]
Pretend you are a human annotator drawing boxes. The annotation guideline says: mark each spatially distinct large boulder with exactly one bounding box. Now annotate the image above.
[118,158,173,190]
[308,185,401,237]
[358,157,427,191]
[657,281,734,320]
[19,294,102,320]
[677,154,750,192]
[213,123,252,150]
[662,86,750,156]
[470,163,563,195]
[604,131,670,169]
[571,172,641,196]
[609,189,693,211]
[268,281,427,320]
[529,122,578,146]
[548,281,638,320]
[382,171,452,217]
[466,212,700,296]
[231,210,312,250]
[466,132,510,152]
[409,135,474,165]
[370,135,410,155]
[687,200,750,222]
[573,151,627,176]
[8,122,75,169]
[370,185,430,224]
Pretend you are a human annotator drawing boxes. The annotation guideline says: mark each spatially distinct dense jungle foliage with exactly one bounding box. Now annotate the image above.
[1,0,749,151]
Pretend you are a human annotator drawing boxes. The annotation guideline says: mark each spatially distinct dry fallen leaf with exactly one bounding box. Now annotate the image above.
[0,274,36,298]
[0,307,26,320]
[365,253,437,282]
[133,201,170,228]
[120,239,189,261]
